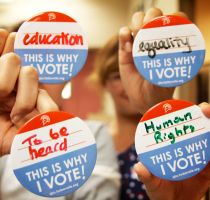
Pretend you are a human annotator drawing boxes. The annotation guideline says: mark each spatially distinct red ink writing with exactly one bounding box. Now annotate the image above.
[23,127,69,160]
[23,32,83,46]
[50,127,69,139]
[29,138,67,160]
[22,134,42,146]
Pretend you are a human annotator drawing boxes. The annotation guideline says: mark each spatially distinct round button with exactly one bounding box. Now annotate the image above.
[14,11,88,84]
[132,15,205,87]
[10,111,96,197]
[135,99,210,180]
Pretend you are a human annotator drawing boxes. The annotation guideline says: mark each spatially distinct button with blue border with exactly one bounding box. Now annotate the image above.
[14,11,88,84]
[135,99,210,181]
[10,111,97,197]
[132,15,205,87]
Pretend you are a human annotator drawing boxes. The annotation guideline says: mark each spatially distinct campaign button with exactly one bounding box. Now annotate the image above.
[10,111,96,197]
[132,15,205,87]
[135,99,210,180]
[14,11,88,84]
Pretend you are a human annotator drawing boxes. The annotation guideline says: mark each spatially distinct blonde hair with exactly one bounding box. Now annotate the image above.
[90,35,119,86]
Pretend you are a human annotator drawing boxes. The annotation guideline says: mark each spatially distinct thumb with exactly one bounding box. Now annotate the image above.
[134,162,161,192]
[199,102,210,118]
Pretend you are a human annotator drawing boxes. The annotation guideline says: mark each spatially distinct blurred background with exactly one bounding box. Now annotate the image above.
[0,0,209,120]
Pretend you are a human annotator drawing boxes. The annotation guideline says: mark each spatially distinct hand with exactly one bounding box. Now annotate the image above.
[134,103,210,200]
[0,29,59,156]
[119,8,187,114]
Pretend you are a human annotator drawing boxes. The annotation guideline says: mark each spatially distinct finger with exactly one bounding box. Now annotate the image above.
[131,11,145,37]
[134,162,161,192]
[199,102,210,118]
[119,26,137,76]
[119,27,134,68]
[0,53,21,97]
[36,89,59,113]
[0,29,9,55]
[40,83,65,107]
[172,11,188,19]
[134,162,154,183]
[0,125,17,156]
[13,109,40,129]
[119,26,133,53]
[10,66,39,126]
[143,7,163,24]
[2,32,16,54]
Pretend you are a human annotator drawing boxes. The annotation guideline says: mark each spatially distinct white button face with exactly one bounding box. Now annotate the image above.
[132,15,205,87]
[14,11,88,84]
[11,111,96,197]
[135,99,210,180]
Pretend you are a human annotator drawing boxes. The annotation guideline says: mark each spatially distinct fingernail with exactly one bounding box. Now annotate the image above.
[119,26,130,36]
[199,102,210,116]
[11,114,21,124]
[132,12,144,29]
[125,41,132,52]
[200,102,209,107]
[200,102,210,110]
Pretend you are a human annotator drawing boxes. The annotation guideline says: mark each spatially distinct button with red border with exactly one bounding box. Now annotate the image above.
[10,111,96,197]
[135,99,210,181]
[132,15,205,87]
[14,11,88,84]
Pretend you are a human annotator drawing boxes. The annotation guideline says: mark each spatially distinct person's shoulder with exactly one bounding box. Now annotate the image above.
[0,155,10,179]
[85,120,110,139]
[85,120,108,131]
[85,120,115,159]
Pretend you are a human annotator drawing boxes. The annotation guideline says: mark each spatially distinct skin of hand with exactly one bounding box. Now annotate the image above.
[0,29,59,156]
[134,102,210,200]
[118,8,188,115]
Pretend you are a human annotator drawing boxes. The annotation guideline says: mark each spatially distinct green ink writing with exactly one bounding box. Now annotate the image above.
[144,112,194,144]
[144,112,192,134]
[154,124,195,144]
